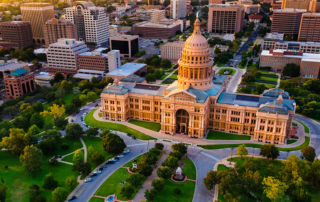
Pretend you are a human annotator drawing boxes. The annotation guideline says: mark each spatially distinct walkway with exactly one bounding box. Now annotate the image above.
[92,109,306,148]
[132,148,171,202]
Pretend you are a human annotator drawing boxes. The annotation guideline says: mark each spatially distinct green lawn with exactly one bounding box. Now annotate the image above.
[82,136,113,169]
[258,71,276,75]
[217,68,236,76]
[93,168,141,201]
[153,180,195,202]
[206,131,251,140]
[61,153,75,163]
[252,82,277,89]
[292,122,297,126]
[169,74,178,79]
[160,74,168,80]
[287,139,298,144]
[98,112,102,118]
[260,76,278,82]
[85,109,155,140]
[293,119,310,133]
[123,153,144,167]
[88,197,105,202]
[199,136,310,152]
[246,64,256,70]
[217,164,229,171]
[217,64,226,67]
[181,157,196,180]
[128,119,161,132]
[0,138,81,202]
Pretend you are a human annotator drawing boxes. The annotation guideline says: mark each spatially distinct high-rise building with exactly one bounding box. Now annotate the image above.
[298,13,320,42]
[209,0,223,4]
[63,2,110,45]
[281,0,319,12]
[271,8,306,35]
[148,0,160,5]
[110,35,139,58]
[208,4,244,34]
[47,38,89,74]
[20,3,55,40]
[170,0,186,19]
[160,41,185,60]
[43,17,78,47]
[0,21,33,49]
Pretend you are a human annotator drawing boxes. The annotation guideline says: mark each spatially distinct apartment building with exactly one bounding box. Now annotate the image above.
[170,0,186,19]
[160,41,184,60]
[298,13,320,43]
[271,8,306,35]
[260,49,320,78]
[281,0,319,12]
[20,3,55,40]
[110,35,139,58]
[0,21,33,49]
[248,14,262,24]
[47,38,89,74]
[63,2,110,45]
[208,4,244,34]
[3,68,36,99]
[43,17,78,47]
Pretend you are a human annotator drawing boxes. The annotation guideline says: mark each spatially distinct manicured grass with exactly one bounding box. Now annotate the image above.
[153,180,195,202]
[93,168,141,201]
[199,136,310,152]
[181,157,196,180]
[206,130,251,140]
[238,66,246,69]
[217,68,236,76]
[162,78,176,85]
[61,153,75,163]
[169,74,178,79]
[217,64,226,67]
[123,153,144,167]
[88,197,105,202]
[0,138,81,202]
[128,119,161,132]
[260,76,278,82]
[258,71,277,75]
[246,64,256,70]
[44,93,81,110]
[287,139,298,145]
[252,82,277,89]
[292,122,297,126]
[217,164,229,171]
[98,112,102,118]
[293,119,310,133]
[160,74,168,80]
[85,109,155,140]
[82,136,113,168]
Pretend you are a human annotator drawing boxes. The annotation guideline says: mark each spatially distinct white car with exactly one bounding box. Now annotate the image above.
[123,149,130,154]
[85,178,92,183]
[80,108,84,111]
[109,158,117,162]
[117,154,124,158]
[94,170,101,174]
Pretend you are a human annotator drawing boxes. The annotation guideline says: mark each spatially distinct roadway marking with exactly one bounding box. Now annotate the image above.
[126,143,148,147]
[200,151,220,162]
[311,134,320,139]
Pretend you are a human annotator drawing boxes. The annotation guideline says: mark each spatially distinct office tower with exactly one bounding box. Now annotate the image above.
[110,35,139,58]
[281,0,319,12]
[20,3,55,41]
[0,21,33,49]
[170,0,186,19]
[298,13,320,42]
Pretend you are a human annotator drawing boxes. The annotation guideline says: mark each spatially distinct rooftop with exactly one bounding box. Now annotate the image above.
[273,8,307,12]
[261,50,320,62]
[9,68,28,76]
[106,63,146,77]
[265,32,284,40]
[0,62,28,73]
[162,41,185,47]
[248,14,263,19]
[134,21,181,28]
[110,35,139,40]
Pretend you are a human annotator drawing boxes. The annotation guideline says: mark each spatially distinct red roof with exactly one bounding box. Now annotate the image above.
[269,14,273,18]
[248,14,263,19]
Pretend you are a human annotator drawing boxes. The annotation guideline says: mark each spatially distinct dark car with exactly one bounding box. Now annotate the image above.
[132,136,137,140]
[99,167,104,171]
[61,127,65,131]
[127,133,132,137]
[91,173,97,177]
[68,196,77,201]
[105,161,115,164]
[114,157,120,160]
[95,104,99,107]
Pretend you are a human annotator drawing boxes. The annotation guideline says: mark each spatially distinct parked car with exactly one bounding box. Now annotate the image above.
[114,157,120,160]
[68,196,77,201]
[132,136,137,140]
[94,170,102,174]
[99,167,104,170]
[71,119,74,122]
[127,133,132,137]
[123,149,130,154]
[117,154,124,158]
[105,160,115,164]
[95,104,99,107]
[61,127,65,131]
[91,173,97,177]
[110,158,118,162]
[92,100,96,103]
[80,108,84,110]
[85,178,92,183]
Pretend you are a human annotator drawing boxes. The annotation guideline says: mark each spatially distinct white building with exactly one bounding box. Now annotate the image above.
[47,38,89,74]
[108,50,121,72]
[170,0,186,19]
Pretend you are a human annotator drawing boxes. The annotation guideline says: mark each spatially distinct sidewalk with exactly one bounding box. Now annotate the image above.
[92,109,307,148]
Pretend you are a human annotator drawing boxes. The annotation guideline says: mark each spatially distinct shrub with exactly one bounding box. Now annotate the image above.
[155,143,164,150]
[61,143,69,151]
[173,187,181,195]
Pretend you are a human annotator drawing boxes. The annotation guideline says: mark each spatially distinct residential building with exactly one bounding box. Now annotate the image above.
[160,41,184,60]
[248,14,263,24]
[133,21,181,38]
[47,38,89,74]
[298,13,320,42]
[271,8,306,35]
[78,49,120,73]
[0,21,33,49]
[170,0,186,19]
[208,4,244,34]
[100,18,296,144]
[214,44,230,52]
[43,17,78,47]
[209,0,223,4]
[3,68,36,99]
[20,3,55,40]
[110,35,139,58]
[63,2,110,45]
[260,49,320,78]
[281,0,319,12]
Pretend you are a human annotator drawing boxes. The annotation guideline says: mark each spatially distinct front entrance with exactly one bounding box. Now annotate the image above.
[176,109,189,135]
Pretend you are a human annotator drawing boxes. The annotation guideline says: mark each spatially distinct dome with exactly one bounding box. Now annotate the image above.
[184,18,209,50]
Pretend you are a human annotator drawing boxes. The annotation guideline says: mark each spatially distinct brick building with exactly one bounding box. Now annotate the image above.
[298,13,320,42]
[209,0,223,4]
[281,0,320,12]
[0,21,33,50]
[3,68,36,99]
[133,21,182,39]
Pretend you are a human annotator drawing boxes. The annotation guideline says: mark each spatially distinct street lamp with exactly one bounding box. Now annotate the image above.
[252,146,255,158]
[287,149,290,158]
[229,147,234,165]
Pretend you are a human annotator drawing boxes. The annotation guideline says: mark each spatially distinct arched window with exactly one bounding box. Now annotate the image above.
[22,83,26,94]
[10,84,14,96]
[26,81,31,92]
[30,80,35,91]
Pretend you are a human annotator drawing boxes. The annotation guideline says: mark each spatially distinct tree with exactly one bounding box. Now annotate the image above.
[71,97,82,108]
[203,170,221,190]
[28,125,40,136]
[172,143,187,155]
[256,84,267,94]
[65,176,77,189]
[54,72,64,82]
[302,79,320,93]
[214,46,221,54]
[144,188,158,201]
[160,59,172,69]
[157,166,172,179]
[60,80,73,93]
[152,178,165,191]
[0,182,7,202]
[65,123,83,140]
[20,145,43,177]
[260,144,280,163]
[242,74,256,84]
[49,104,65,118]
[38,137,57,155]
[73,149,84,164]
[102,133,126,155]
[86,128,99,138]
[73,162,91,175]
[88,145,94,158]
[52,187,68,202]
[310,159,320,186]
[43,172,58,190]
[283,63,300,77]
[138,163,153,177]
[13,116,30,132]
[263,176,290,202]
[65,103,77,115]
[238,86,252,94]
[32,102,44,113]
[155,143,164,150]
[141,152,158,165]
[163,156,179,169]
[126,174,145,187]
[120,184,135,199]
[237,145,248,159]
[146,73,156,83]
[30,113,45,129]
[301,146,316,162]
[54,116,68,129]
[1,128,30,155]
[0,120,14,141]
[169,150,183,160]
[90,151,105,165]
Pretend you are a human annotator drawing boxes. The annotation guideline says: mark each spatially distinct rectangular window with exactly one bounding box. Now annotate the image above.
[195,108,200,112]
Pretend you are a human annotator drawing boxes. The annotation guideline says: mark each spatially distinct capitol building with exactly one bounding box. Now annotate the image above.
[100,17,296,144]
